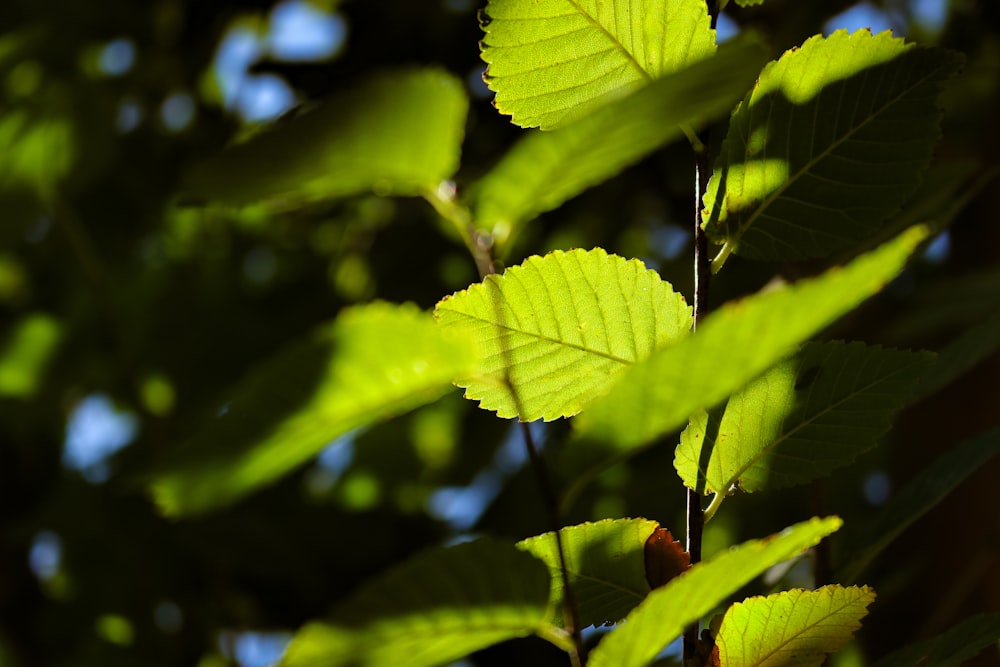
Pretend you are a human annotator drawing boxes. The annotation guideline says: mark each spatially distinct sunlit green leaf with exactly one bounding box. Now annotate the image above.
[871,613,1000,667]
[281,538,551,667]
[149,302,477,517]
[0,313,62,398]
[517,518,659,628]
[716,585,875,666]
[576,226,929,450]
[434,248,692,421]
[471,38,768,248]
[183,68,468,205]
[480,0,716,129]
[703,30,962,261]
[675,342,935,495]
[0,108,75,202]
[588,517,842,667]
[837,426,1000,584]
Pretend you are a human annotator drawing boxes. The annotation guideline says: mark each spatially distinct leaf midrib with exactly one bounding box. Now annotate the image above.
[566,0,651,82]
[730,57,951,249]
[441,308,639,366]
[719,360,920,491]
[739,590,868,664]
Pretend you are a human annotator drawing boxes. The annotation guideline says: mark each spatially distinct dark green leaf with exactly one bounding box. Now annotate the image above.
[872,613,1000,667]
[517,518,659,628]
[703,30,962,262]
[837,426,1000,583]
[282,538,552,667]
[675,342,935,495]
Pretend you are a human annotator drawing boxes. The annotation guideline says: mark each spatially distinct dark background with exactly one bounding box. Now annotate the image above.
[1,1,998,665]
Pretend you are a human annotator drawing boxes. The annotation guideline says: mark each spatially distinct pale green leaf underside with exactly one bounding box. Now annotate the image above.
[837,426,1000,584]
[471,38,768,247]
[872,613,1000,667]
[576,226,929,450]
[517,518,658,628]
[717,585,875,667]
[183,68,468,205]
[150,302,477,517]
[281,538,551,667]
[588,517,842,667]
[675,342,935,495]
[435,248,692,421]
[703,30,962,260]
[481,0,716,129]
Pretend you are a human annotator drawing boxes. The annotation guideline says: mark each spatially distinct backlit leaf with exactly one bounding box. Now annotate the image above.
[675,342,935,495]
[716,585,875,666]
[576,226,929,450]
[471,38,768,248]
[149,302,477,517]
[703,30,962,261]
[588,517,842,667]
[183,68,467,205]
[516,518,659,628]
[481,0,716,129]
[281,538,551,667]
[435,248,692,421]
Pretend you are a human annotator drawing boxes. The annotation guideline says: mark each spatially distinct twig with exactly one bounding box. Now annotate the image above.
[433,188,584,665]
[684,3,721,663]
[521,422,587,667]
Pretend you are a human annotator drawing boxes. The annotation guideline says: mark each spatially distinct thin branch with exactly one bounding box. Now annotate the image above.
[521,422,587,667]
[684,3,721,663]
[436,190,583,665]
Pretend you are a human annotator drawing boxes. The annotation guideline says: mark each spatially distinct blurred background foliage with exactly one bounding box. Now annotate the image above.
[0,0,998,666]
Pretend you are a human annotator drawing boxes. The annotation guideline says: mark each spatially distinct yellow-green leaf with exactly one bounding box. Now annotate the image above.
[481,0,716,129]
[435,248,692,421]
[183,68,468,205]
[716,585,875,666]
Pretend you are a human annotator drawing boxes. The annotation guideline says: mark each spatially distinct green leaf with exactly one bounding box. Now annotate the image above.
[913,310,1000,400]
[675,342,935,496]
[733,0,766,5]
[588,517,842,667]
[183,68,468,205]
[281,538,551,667]
[0,313,62,398]
[480,0,716,129]
[716,585,876,666]
[149,302,477,517]
[871,613,1000,667]
[836,426,1000,584]
[576,225,930,450]
[470,38,768,247]
[435,248,692,421]
[516,518,659,628]
[703,30,962,261]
